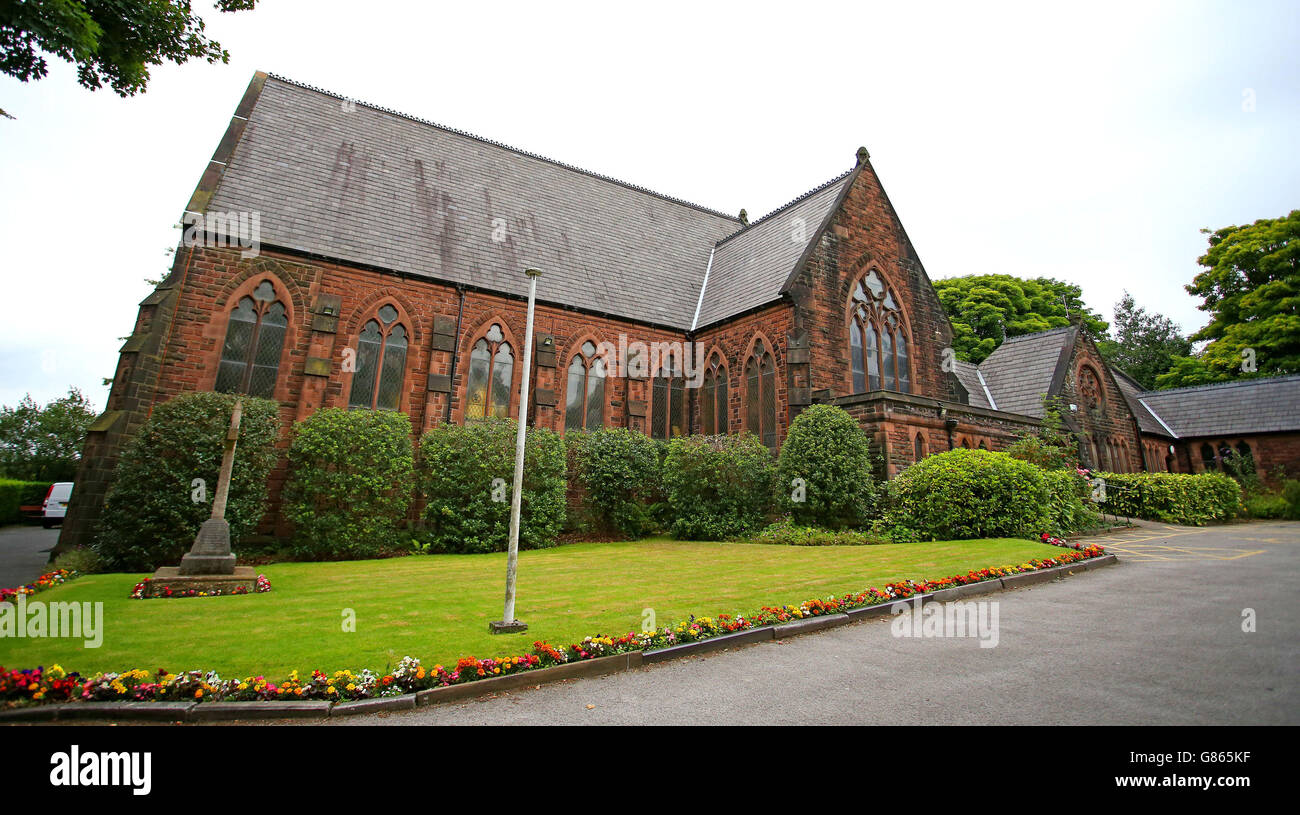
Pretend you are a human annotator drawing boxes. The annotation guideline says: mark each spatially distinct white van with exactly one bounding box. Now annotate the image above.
[42,482,73,528]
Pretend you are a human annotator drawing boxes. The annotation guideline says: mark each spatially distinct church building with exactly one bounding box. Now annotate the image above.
[57,72,1300,550]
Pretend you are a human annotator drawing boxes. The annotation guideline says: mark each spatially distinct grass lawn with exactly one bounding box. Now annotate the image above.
[1,537,1058,679]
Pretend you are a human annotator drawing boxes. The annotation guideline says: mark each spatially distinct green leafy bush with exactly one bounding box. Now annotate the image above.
[661,433,775,540]
[1284,480,1300,520]
[1042,468,1102,535]
[755,519,886,546]
[1244,491,1289,519]
[282,408,415,560]
[1091,471,1242,525]
[96,392,281,571]
[0,478,51,525]
[883,448,1051,540]
[775,404,878,529]
[418,418,566,554]
[568,427,661,539]
[52,546,103,575]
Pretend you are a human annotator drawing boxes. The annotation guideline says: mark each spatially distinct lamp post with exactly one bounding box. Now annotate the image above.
[490,268,541,634]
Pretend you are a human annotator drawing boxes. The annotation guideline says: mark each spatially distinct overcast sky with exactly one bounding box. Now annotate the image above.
[2,0,1297,412]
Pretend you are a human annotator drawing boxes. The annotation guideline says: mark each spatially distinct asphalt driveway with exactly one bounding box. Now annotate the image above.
[0,524,58,587]
[314,520,1299,726]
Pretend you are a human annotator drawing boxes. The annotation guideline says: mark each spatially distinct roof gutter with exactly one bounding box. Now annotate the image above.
[690,247,715,332]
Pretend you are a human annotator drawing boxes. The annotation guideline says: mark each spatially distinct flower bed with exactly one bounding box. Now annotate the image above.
[128,573,272,599]
[0,568,79,604]
[0,540,1105,709]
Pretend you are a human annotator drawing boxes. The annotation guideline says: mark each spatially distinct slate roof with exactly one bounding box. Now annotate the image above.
[1135,375,1300,438]
[974,326,1075,417]
[1109,368,1173,437]
[693,173,852,329]
[202,74,857,330]
[952,360,993,409]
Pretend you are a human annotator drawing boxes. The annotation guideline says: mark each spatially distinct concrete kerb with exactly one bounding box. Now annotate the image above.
[0,555,1120,723]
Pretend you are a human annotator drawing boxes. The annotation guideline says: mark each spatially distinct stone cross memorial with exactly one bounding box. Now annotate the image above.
[144,400,258,597]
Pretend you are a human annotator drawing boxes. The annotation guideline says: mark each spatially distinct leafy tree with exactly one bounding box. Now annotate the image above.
[1096,291,1193,390]
[0,388,98,482]
[1158,210,1300,389]
[0,0,257,114]
[1005,397,1080,471]
[933,274,1108,363]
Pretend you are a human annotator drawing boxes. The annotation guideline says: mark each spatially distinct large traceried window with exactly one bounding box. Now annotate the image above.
[216,280,288,399]
[348,304,408,410]
[849,270,910,394]
[745,338,777,450]
[465,323,514,420]
[565,340,606,432]
[650,353,687,440]
[700,354,728,435]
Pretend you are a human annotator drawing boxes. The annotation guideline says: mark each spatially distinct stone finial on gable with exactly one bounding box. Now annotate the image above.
[739,208,749,227]
[856,146,870,165]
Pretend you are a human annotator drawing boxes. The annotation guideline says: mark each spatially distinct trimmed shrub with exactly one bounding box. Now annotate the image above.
[1244,491,1289,519]
[883,448,1051,540]
[96,392,281,572]
[1042,468,1102,535]
[1284,480,1300,520]
[0,479,51,525]
[418,418,566,554]
[775,404,878,529]
[52,546,103,575]
[282,408,415,560]
[568,427,661,539]
[755,519,886,546]
[661,433,775,540]
[1092,471,1241,525]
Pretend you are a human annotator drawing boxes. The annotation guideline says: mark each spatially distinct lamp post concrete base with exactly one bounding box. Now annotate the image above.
[488,620,528,634]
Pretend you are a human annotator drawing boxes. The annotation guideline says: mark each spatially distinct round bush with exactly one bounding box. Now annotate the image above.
[95,392,281,572]
[662,433,775,540]
[282,408,414,560]
[776,405,878,529]
[568,427,662,539]
[1041,468,1100,535]
[884,448,1050,540]
[418,418,566,554]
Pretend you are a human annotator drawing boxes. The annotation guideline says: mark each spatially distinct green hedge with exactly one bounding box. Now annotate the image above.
[282,408,415,560]
[883,448,1051,541]
[662,433,775,540]
[95,392,281,572]
[1042,468,1102,536]
[0,479,51,525]
[1092,471,1242,525]
[567,427,662,539]
[417,418,566,554]
[775,405,878,530]
[755,519,885,546]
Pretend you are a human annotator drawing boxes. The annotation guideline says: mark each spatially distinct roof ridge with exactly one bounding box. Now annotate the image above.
[997,325,1074,344]
[1140,373,1300,397]
[263,72,742,223]
[714,170,854,247]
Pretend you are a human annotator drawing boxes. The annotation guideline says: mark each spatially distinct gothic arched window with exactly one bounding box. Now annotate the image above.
[215,280,288,399]
[348,304,408,410]
[1079,367,1104,414]
[1200,442,1217,471]
[914,433,926,462]
[651,352,686,440]
[701,354,728,435]
[465,323,514,420]
[849,270,910,393]
[565,340,606,432]
[745,338,777,450]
